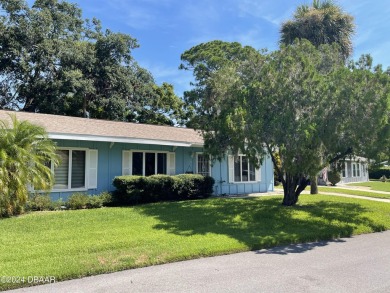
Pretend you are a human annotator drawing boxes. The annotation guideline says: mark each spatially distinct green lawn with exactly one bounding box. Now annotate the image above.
[1,195,390,290]
[318,186,390,200]
[347,181,390,192]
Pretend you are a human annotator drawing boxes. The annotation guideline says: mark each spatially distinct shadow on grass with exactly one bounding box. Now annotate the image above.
[137,197,386,254]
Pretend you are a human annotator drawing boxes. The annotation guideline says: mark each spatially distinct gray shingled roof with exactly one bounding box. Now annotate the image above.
[0,110,204,147]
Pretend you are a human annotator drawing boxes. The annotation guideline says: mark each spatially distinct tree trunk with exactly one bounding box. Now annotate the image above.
[282,187,298,206]
[83,94,88,118]
[282,174,309,206]
[310,175,318,194]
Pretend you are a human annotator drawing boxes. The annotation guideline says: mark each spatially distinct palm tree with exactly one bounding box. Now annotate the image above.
[280,0,355,60]
[0,114,59,217]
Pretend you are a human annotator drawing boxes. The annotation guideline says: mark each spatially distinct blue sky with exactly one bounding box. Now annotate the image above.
[29,0,390,97]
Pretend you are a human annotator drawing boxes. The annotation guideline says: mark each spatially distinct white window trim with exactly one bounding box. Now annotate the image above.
[352,163,357,178]
[229,155,261,183]
[123,150,175,176]
[342,163,347,178]
[196,152,211,176]
[51,147,88,192]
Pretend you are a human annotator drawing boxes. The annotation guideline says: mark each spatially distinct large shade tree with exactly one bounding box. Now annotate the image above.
[280,0,355,60]
[0,0,186,125]
[0,115,59,217]
[181,40,390,206]
[281,0,355,193]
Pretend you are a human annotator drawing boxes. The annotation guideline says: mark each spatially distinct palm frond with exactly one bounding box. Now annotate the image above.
[0,114,58,217]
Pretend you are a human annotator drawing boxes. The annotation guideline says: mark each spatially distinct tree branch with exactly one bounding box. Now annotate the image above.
[266,143,285,185]
[328,147,353,165]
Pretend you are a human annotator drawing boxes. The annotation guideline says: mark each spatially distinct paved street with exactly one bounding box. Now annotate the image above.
[9,231,390,293]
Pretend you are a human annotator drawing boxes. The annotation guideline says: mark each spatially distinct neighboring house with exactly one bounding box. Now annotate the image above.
[339,156,369,183]
[0,110,274,200]
[318,156,369,185]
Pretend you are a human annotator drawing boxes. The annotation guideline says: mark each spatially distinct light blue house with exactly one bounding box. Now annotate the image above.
[0,110,274,200]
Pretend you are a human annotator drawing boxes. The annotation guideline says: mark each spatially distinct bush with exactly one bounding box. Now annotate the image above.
[85,195,104,209]
[6,192,112,215]
[66,192,113,210]
[0,195,12,218]
[112,174,215,205]
[66,193,89,209]
[26,194,52,211]
[327,170,341,186]
[99,191,114,206]
[50,198,66,211]
[369,167,390,180]
[26,195,66,212]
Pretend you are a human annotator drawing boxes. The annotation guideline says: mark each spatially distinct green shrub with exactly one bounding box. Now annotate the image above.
[328,170,341,186]
[369,167,390,180]
[112,174,215,205]
[85,195,103,209]
[66,192,113,210]
[66,193,89,210]
[99,191,114,206]
[50,198,66,211]
[26,194,52,211]
[0,194,12,218]
[112,176,147,205]
[1,195,26,218]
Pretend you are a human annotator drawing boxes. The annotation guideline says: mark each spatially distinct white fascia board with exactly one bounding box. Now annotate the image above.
[48,133,200,147]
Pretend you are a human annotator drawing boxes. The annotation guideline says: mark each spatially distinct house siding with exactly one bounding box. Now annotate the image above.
[211,155,274,195]
[48,139,273,200]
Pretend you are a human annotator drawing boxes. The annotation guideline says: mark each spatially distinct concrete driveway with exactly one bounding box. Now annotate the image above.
[9,231,390,293]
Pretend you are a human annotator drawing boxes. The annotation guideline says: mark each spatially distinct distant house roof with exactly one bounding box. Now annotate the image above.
[0,110,204,147]
[344,156,368,162]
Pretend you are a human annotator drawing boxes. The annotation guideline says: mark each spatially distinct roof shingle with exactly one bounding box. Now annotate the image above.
[0,110,204,146]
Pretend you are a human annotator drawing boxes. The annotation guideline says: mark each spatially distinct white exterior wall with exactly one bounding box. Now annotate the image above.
[340,161,369,183]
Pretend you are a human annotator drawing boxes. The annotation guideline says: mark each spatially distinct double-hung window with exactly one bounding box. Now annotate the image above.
[122,151,175,176]
[196,153,211,176]
[228,155,260,183]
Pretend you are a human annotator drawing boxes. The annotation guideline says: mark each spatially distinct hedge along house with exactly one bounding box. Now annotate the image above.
[0,110,274,200]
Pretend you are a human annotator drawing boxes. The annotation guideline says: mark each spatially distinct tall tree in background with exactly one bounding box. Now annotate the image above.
[0,0,185,125]
[179,40,259,129]
[280,0,355,60]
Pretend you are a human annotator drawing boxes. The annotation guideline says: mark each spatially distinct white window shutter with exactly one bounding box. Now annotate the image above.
[88,150,98,189]
[168,152,175,175]
[122,151,131,175]
[228,155,234,183]
[255,167,261,182]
